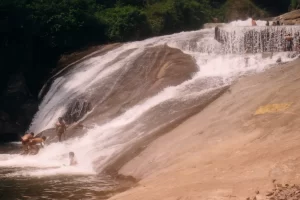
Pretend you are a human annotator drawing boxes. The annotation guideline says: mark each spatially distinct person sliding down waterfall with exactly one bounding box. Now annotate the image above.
[55,117,67,142]
[20,132,34,154]
[27,136,47,155]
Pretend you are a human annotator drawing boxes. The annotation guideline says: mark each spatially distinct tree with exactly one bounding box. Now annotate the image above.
[96,6,150,41]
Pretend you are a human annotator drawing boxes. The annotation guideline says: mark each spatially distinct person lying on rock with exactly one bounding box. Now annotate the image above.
[69,152,78,166]
[28,136,47,154]
[21,132,34,152]
[55,117,67,142]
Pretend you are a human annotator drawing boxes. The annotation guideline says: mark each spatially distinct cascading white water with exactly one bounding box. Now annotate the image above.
[218,25,300,53]
[0,19,299,177]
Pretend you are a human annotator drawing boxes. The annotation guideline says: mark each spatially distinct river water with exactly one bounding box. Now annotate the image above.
[0,143,129,200]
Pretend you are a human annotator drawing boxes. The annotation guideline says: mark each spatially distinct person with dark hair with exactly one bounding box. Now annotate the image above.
[21,132,34,152]
[27,136,47,155]
[55,117,67,142]
[69,152,78,166]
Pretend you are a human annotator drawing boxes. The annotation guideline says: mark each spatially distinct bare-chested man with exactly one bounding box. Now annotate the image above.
[55,117,67,142]
[28,136,47,155]
[21,132,34,152]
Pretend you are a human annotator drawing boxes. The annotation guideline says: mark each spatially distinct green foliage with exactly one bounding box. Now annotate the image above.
[96,6,150,41]
[26,0,104,50]
[252,0,291,14]
[221,0,268,21]
[146,0,210,35]
[290,0,299,10]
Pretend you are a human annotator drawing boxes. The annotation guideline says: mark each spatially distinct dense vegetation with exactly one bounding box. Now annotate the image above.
[0,0,296,96]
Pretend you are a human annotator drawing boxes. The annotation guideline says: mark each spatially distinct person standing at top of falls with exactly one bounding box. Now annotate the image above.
[251,18,257,26]
[285,33,294,51]
[55,117,67,142]
[277,21,281,26]
[215,26,220,42]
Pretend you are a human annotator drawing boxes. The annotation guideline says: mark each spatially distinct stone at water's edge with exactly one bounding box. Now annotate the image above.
[36,128,56,142]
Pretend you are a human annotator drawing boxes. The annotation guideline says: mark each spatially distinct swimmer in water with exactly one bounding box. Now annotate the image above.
[69,152,78,166]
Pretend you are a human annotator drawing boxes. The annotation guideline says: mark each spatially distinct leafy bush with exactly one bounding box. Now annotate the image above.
[146,0,210,35]
[96,6,150,41]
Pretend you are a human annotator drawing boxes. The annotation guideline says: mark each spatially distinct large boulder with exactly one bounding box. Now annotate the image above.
[40,44,199,141]
[275,9,300,25]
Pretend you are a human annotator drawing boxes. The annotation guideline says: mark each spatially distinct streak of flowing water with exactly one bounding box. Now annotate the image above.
[0,19,299,181]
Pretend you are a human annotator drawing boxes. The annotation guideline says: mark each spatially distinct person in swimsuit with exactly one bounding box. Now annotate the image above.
[55,117,67,142]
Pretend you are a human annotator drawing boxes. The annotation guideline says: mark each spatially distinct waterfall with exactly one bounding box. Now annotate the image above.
[0,19,298,177]
[216,25,300,53]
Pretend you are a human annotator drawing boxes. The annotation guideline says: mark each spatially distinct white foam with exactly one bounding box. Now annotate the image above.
[228,18,267,27]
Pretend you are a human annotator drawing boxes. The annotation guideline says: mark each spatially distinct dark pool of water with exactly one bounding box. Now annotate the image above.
[0,144,132,200]
[0,169,119,200]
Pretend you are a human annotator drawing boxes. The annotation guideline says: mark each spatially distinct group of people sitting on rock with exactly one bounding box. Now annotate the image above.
[20,117,77,166]
[21,117,67,155]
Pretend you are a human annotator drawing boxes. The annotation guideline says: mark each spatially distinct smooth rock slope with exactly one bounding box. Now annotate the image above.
[109,59,300,200]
